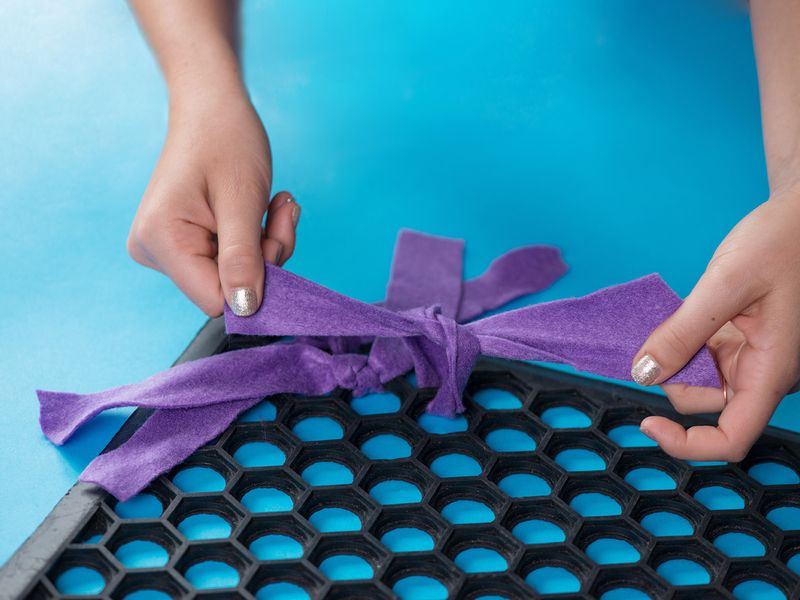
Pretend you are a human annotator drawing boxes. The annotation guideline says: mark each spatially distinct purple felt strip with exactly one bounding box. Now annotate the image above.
[35,230,719,500]
[457,244,568,322]
[386,229,465,315]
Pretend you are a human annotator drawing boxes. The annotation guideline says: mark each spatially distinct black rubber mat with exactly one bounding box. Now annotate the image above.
[4,320,800,599]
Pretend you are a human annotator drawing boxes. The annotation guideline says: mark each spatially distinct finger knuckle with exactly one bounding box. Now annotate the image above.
[219,244,261,276]
[703,258,746,301]
[659,323,694,362]
[725,445,749,463]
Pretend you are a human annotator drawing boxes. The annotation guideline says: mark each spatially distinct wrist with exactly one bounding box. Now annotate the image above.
[164,42,246,114]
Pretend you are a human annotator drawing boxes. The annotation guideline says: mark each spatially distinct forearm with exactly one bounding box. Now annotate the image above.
[128,0,244,108]
[751,0,800,193]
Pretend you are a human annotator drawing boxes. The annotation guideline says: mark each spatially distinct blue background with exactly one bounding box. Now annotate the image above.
[1,0,795,566]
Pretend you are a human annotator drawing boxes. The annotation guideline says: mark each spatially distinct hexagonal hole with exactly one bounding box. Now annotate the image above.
[110,478,175,520]
[560,474,634,518]
[310,534,389,582]
[780,532,800,576]
[544,430,617,473]
[465,369,532,412]
[291,442,365,487]
[741,443,800,487]
[530,389,599,429]
[168,494,244,541]
[648,539,724,587]
[477,413,544,454]
[590,565,669,599]
[574,519,649,566]
[175,542,251,591]
[370,505,448,553]
[761,488,800,533]
[502,498,575,546]
[631,493,705,538]
[238,513,316,561]
[615,451,687,492]
[300,488,378,533]
[599,406,656,449]
[408,393,471,435]
[282,401,353,442]
[419,434,489,479]
[246,562,326,599]
[348,389,404,416]
[458,573,535,600]
[705,514,775,559]
[686,468,757,511]
[73,505,116,545]
[382,553,462,599]
[231,468,307,515]
[47,548,118,596]
[517,546,592,595]
[106,522,181,569]
[724,561,796,600]
[443,525,521,574]
[169,448,237,493]
[110,571,189,599]
[489,456,561,499]
[351,417,423,461]
[430,480,507,525]
[359,460,435,506]
[222,423,295,469]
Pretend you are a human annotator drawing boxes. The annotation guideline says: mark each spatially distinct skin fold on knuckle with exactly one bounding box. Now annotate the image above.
[656,322,696,366]
[218,243,262,281]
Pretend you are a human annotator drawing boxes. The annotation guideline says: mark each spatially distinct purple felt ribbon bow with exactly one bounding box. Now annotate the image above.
[37,230,719,500]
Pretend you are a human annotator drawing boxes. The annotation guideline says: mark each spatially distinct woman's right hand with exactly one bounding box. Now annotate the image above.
[127,82,299,318]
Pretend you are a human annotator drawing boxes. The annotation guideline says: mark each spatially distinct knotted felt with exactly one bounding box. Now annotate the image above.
[37,230,719,500]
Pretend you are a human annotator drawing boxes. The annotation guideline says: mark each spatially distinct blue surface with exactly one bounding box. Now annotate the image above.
[2,0,797,567]
[640,511,694,537]
[656,559,710,586]
[114,540,169,569]
[380,527,435,552]
[177,513,232,541]
[249,534,304,560]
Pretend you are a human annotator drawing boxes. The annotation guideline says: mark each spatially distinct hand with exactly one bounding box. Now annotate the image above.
[127,85,299,317]
[631,190,800,462]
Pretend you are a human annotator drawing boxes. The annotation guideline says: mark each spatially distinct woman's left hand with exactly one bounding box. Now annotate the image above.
[631,188,800,462]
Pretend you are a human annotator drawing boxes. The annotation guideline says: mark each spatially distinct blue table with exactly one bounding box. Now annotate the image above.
[1,0,792,566]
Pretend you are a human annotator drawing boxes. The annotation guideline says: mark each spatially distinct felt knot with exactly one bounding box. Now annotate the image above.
[329,353,381,395]
[404,305,482,416]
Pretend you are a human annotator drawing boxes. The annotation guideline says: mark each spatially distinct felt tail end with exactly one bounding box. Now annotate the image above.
[37,390,82,445]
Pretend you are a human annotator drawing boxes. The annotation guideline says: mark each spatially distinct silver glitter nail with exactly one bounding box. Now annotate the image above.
[631,354,661,386]
[230,287,258,317]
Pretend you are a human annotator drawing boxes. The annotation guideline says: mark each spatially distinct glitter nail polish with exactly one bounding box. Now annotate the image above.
[230,287,258,317]
[631,354,661,386]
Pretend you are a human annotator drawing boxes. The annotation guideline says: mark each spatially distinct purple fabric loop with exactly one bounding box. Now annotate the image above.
[37,230,719,500]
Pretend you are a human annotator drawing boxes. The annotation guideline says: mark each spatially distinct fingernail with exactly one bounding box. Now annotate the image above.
[631,354,661,386]
[272,242,284,265]
[640,419,655,439]
[230,287,258,317]
[291,204,301,227]
[273,195,293,212]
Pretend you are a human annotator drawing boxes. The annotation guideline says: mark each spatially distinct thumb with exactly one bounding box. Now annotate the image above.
[631,267,746,386]
[215,188,268,317]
